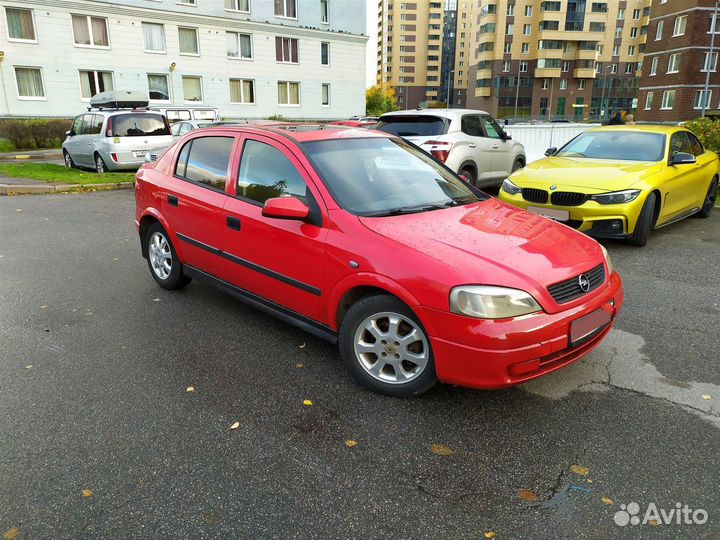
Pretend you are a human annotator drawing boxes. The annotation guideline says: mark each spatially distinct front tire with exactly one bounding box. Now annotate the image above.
[146,223,191,290]
[338,295,437,397]
[512,159,524,172]
[95,154,107,174]
[627,192,656,247]
[697,177,718,218]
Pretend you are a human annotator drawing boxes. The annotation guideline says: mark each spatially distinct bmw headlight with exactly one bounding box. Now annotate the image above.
[449,286,542,319]
[600,244,613,275]
[590,189,641,205]
[502,178,522,195]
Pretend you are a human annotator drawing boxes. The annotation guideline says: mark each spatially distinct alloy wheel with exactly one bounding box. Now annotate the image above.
[705,180,718,212]
[148,232,172,280]
[64,152,72,169]
[96,156,105,174]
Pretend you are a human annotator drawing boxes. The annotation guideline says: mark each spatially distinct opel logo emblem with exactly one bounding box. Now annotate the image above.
[549,185,558,191]
[578,274,590,293]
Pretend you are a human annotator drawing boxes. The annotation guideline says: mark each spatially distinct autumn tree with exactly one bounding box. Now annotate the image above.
[366,84,399,117]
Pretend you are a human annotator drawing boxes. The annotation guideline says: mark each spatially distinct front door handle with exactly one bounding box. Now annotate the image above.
[226,216,241,231]
[468,143,476,148]
[492,145,499,149]
[167,194,178,207]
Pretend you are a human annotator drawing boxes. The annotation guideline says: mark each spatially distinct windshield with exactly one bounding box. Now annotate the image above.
[111,114,170,137]
[556,131,666,161]
[376,115,447,137]
[302,137,487,217]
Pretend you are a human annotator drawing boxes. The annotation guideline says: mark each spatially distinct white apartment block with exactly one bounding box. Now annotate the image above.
[0,0,367,119]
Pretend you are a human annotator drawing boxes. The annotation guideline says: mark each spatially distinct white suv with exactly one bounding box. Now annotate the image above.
[376,109,526,188]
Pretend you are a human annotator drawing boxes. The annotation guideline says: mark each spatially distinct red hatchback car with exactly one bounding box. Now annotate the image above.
[135,126,623,397]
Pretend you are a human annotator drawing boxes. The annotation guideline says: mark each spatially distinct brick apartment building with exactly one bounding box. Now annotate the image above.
[637,0,720,122]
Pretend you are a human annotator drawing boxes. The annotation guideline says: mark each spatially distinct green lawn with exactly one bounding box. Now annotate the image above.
[0,139,17,153]
[0,163,135,185]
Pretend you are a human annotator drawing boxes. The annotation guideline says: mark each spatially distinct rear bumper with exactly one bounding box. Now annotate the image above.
[418,272,623,389]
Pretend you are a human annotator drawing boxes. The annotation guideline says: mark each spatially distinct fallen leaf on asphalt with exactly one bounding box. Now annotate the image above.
[43,328,50,332]
[648,519,659,526]
[82,489,93,497]
[517,490,541,502]
[25,365,32,369]
[229,422,240,430]
[702,395,712,400]
[153,298,161,302]
[345,439,358,447]
[299,342,306,349]
[484,532,496,539]
[112,258,119,261]
[3,527,19,540]
[586,479,593,483]
[569,465,589,476]
[430,443,455,456]
[601,496,614,505]
[295,363,304,368]
[186,386,195,393]
[40,305,47,309]
[303,399,313,406]
[15,209,22,212]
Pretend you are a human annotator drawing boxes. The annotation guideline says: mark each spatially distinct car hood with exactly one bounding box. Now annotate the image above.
[512,156,663,192]
[358,198,604,299]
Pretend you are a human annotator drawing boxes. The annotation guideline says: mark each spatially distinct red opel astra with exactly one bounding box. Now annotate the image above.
[135,126,623,397]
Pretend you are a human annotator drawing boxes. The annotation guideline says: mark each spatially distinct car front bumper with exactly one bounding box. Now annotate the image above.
[418,272,624,389]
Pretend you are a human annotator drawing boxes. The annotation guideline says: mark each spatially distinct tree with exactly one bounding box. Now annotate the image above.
[366,84,399,116]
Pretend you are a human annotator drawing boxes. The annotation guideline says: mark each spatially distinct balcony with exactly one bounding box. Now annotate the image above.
[477,50,496,61]
[475,87,491,97]
[535,67,562,78]
[573,67,597,78]
[476,68,493,79]
[537,48,564,60]
[576,49,598,61]
[536,29,567,41]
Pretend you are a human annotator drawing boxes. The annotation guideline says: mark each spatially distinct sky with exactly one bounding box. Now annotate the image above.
[365,1,378,87]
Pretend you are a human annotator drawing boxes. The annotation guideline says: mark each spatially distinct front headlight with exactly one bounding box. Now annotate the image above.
[502,178,522,195]
[449,286,542,319]
[590,189,641,205]
[599,244,613,275]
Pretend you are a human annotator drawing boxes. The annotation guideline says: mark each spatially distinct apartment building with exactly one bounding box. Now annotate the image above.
[638,0,720,122]
[376,0,470,109]
[0,0,367,118]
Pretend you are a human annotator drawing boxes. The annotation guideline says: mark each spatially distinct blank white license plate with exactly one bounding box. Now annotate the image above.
[527,206,570,221]
[133,151,147,158]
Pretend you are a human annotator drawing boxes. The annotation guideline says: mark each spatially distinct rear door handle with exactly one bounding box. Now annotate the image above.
[226,216,241,231]
[167,194,178,207]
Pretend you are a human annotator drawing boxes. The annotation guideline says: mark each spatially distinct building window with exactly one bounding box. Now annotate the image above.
[694,90,712,109]
[519,61,528,72]
[645,92,653,110]
[630,27,638,38]
[612,44,619,56]
[507,4,514,16]
[703,52,718,72]
[710,14,720,34]
[656,20,663,40]
[275,37,299,63]
[661,90,675,110]
[609,63,617,74]
[632,9,640,20]
[321,0,329,23]
[275,0,297,18]
[628,45,636,56]
[618,8,625,20]
[589,22,605,32]
[502,61,510,72]
[673,15,687,36]
[559,79,567,90]
[578,79,585,90]
[562,61,569,72]
[225,0,250,12]
[625,64,633,74]
[79,70,113,100]
[650,56,658,75]
[230,78,255,103]
[71,15,109,47]
[542,78,550,89]
[227,32,252,59]
[667,53,681,73]
[182,76,203,102]
[15,67,44,99]
[178,27,199,55]
[148,74,170,101]
[506,23,514,35]
[525,5,533,16]
[521,42,529,54]
[278,81,300,105]
[321,42,330,65]
[142,22,166,53]
[504,42,512,53]
[177,0,196,4]
[523,24,531,35]
[6,7,36,41]
[321,83,330,106]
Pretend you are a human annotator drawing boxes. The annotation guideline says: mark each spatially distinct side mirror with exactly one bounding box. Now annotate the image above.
[545,147,557,157]
[262,197,310,221]
[502,133,512,141]
[66,130,76,137]
[670,152,696,166]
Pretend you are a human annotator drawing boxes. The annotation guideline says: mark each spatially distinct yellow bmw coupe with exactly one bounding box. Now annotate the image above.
[498,125,719,246]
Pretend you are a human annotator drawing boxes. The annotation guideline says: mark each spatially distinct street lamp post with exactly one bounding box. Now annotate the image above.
[446,69,455,109]
[701,1,720,117]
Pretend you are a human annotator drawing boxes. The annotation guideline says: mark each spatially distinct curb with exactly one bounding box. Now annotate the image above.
[0,153,63,161]
[0,182,133,196]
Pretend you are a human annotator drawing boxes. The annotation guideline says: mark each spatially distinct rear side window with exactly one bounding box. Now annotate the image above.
[71,115,84,134]
[83,114,104,135]
[111,114,170,137]
[175,136,234,191]
[461,115,483,137]
[685,131,704,156]
[376,115,447,137]
[166,110,191,122]
[237,139,308,204]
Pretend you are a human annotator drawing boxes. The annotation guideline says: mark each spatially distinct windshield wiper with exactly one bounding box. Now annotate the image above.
[372,204,447,217]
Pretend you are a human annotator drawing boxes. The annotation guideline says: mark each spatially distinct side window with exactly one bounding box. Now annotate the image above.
[669,132,690,157]
[238,139,308,204]
[180,123,193,135]
[686,132,704,156]
[72,115,84,134]
[175,140,191,176]
[460,115,483,137]
[80,114,96,135]
[180,137,234,190]
[167,110,191,122]
[86,114,104,135]
[480,115,504,139]
[171,123,182,136]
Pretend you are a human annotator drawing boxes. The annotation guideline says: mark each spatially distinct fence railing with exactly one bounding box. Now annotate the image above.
[505,123,600,164]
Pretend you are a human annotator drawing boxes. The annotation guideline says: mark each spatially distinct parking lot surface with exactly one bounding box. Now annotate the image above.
[1,190,718,539]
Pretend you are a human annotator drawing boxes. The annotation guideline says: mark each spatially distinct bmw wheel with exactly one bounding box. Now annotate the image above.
[697,177,718,218]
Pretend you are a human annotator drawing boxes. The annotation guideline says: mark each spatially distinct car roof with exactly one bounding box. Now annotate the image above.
[197,125,394,143]
[587,124,687,134]
[379,108,490,118]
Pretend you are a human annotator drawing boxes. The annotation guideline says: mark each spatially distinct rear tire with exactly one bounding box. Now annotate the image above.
[95,154,107,174]
[145,222,191,290]
[338,294,437,397]
[697,177,718,218]
[63,150,75,169]
[627,192,655,247]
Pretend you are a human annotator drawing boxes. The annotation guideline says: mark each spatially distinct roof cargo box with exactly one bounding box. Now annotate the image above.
[90,90,149,109]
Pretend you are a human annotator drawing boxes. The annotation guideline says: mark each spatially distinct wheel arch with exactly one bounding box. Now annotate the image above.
[138,209,171,259]
[650,188,662,228]
[457,160,478,183]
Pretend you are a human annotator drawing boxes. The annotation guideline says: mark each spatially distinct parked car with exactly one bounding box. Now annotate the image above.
[63,91,173,173]
[329,116,379,128]
[135,125,622,397]
[171,120,212,138]
[499,125,719,246]
[376,109,526,188]
[150,106,219,123]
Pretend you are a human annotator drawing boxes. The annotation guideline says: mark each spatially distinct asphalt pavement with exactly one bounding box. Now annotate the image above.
[1,190,719,540]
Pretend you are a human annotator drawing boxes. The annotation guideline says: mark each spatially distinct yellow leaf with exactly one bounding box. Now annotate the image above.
[702,395,712,400]
[601,496,614,505]
[299,342,306,349]
[229,421,240,430]
[484,533,496,539]
[569,465,589,476]
[517,490,541,502]
[25,365,32,369]
[82,489,93,497]
[40,305,47,309]
[430,443,455,456]
[295,363,304,368]
[303,400,313,406]
[3,528,19,540]
[345,439,358,447]
[648,519,659,526]
[186,386,195,393]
